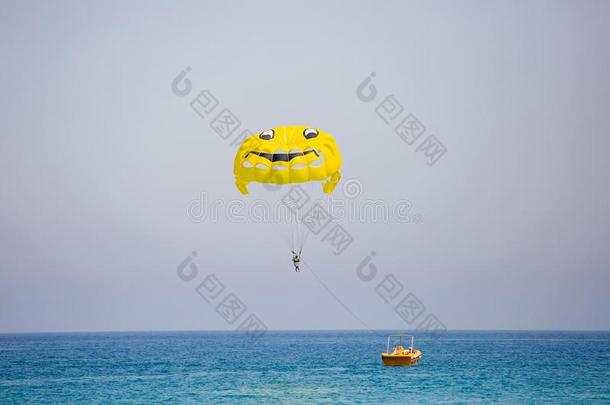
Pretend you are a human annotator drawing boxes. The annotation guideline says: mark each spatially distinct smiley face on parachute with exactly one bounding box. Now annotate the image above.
[234,126,342,195]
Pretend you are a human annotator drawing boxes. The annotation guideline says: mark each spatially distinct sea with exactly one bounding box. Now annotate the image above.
[1,330,609,404]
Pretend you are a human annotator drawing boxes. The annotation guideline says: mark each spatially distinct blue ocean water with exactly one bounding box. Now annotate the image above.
[1,330,608,404]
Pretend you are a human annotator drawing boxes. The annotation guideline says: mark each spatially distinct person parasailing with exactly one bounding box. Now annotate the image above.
[291,250,302,272]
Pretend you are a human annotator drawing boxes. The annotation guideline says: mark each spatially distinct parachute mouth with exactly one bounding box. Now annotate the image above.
[244,149,320,163]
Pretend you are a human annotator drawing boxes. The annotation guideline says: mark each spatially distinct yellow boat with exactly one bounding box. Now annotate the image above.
[381,335,422,366]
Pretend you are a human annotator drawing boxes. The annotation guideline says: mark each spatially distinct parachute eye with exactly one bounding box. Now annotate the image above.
[303,128,319,139]
[259,129,274,140]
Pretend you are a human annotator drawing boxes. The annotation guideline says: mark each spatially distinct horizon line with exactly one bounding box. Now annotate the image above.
[1,327,609,336]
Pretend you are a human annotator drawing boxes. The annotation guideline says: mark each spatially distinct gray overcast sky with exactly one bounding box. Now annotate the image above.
[1,0,609,333]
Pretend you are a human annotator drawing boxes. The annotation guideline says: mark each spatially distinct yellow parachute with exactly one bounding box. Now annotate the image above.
[234,126,342,194]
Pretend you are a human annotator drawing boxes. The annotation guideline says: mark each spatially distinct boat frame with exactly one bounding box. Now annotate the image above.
[385,334,414,353]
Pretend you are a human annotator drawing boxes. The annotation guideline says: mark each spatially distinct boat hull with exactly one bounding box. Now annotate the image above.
[381,352,421,366]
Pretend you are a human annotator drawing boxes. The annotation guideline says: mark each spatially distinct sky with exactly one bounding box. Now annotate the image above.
[1,0,609,333]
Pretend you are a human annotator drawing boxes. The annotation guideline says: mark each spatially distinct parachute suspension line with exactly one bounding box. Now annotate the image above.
[299,215,306,251]
[275,212,295,252]
[292,214,298,252]
[303,185,318,250]
[295,181,316,252]
[299,220,311,252]
[293,206,300,252]
[268,188,307,254]
[292,207,302,252]
[276,219,291,250]
[264,181,325,256]
[289,212,295,252]
[294,188,308,253]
